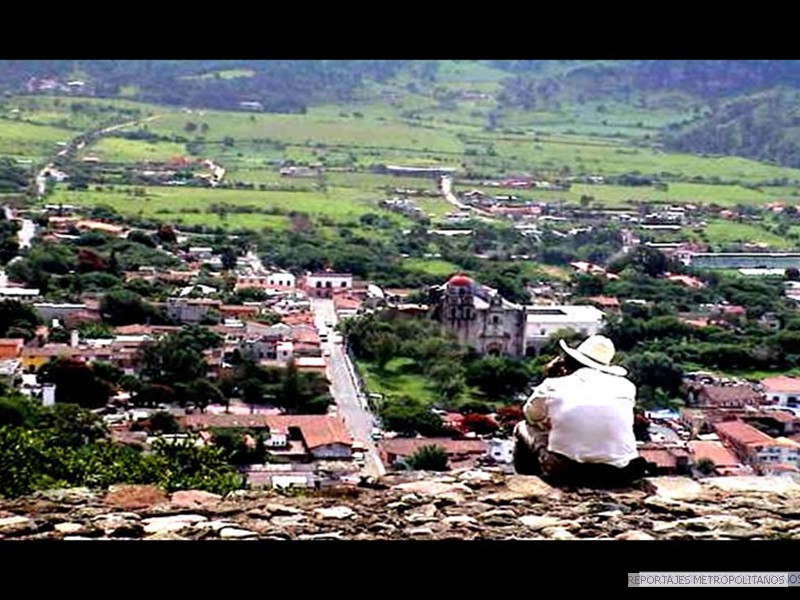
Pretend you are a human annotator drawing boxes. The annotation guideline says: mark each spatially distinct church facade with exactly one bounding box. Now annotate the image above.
[432,274,527,357]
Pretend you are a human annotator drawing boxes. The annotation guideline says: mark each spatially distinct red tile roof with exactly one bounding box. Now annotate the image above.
[291,326,320,345]
[714,420,775,447]
[0,338,24,359]
[282,312,315,326]
[587,296,620,308]
[378,438,487,457]
[762,376,800,395]
[687,441,741,467]
[639,449,678,469]
[698,386,761,407]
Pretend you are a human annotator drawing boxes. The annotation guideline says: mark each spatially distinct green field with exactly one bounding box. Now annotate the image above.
[357,358,435,405]
[82,137,189,163]
[703,220,794,249]
[403,258,462,277]
[0,118,73,160]
[46,184,412,231]
[183,69,255,81]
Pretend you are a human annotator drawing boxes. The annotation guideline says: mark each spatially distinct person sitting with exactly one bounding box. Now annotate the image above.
[513,334,648,487]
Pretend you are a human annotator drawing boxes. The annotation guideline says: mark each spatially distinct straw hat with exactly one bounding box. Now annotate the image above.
[559,335,628,377]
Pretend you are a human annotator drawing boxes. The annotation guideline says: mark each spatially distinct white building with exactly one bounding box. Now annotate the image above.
[305,272,353,298]
[276,341,294,362]
[525,304,605,355]
[268,272,296,288]
[166,298,221,324]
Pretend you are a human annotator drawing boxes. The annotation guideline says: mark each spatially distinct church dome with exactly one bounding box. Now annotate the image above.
[447,273,474,287]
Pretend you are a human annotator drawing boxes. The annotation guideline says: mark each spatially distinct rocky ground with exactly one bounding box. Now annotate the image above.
[3,469,800,540]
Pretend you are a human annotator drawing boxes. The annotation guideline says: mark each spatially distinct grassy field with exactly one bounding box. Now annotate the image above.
[703,220,794,249]
[403,258,462,277]
[82,137,189,163]
[357,358,435,405]
[183,69,255,80]
[46,184,411,230]
[0,118,73,160]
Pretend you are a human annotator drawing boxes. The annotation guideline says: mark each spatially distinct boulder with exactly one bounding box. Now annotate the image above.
[641,477,704,501]
[314,506,355,520]
[104,485,168,510]
[170,490,222,509]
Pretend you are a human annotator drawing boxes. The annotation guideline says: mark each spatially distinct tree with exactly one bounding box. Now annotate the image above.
[38,358,113,409]
[622,351,684,407]
[100,289,158,326]
[380,397,443,437]
[465,356,531,401]
[149,411,180,434]
[695,457,716,476]
[787,268,800,282]
[403,444,448,471]
[373,332,399,372]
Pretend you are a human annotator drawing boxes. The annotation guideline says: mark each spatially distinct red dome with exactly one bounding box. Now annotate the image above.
[447,273,474,287]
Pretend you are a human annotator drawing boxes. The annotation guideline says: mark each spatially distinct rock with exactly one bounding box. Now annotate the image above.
[142,514,207,534]
[105,485,168,510]
[643,496,704,516]
[194,520,238,531]
[107,523,145,539]
[616,530,655,541]
[271,515,307,528]
[480,509,517,519]
[145,531,190,540]
[392,481,472,498]
[314,506,355,520]
[170,490,222,509]
[458,470,494,487]
[405,514,438,524]
[443,515,477,526]
[368,523,397,533]
[297,532,343,540]
[651,521,678,533]
[0,516,35,536]
[702,476,800,496]
[262,504,303,516]
[542,527,575,540]
[219,527,258,539]
[595,510,624,519]
[54,522,85,534]
[33,488,96,504]
[407,527,434,536]
[641,477,704,501]
[506,475,561,499]
[518,515,566,531]
[677,515,754,533]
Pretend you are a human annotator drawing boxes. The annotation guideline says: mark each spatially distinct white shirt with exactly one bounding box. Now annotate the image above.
[523,367,638,468]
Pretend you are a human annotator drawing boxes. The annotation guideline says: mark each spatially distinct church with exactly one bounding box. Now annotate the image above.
[431,274,527,357]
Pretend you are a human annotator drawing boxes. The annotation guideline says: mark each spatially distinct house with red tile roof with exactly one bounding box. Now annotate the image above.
[377,438,488,469]
[586,296,620,313]
[689,385,762,409]
[714,420,800,472]
[637,443,690,475]
[687,440,745,475]
[761,376,800,406]
[0,338,25,360]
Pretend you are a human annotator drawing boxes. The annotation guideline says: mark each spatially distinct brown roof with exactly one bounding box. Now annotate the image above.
[184,414,351,450]
[291,326,320,345]
[639,449,678,469]
[0,338,24,359]
[378,438,487,457]
[714,420,775,447]
[587,296,620,308]
[698,386,761,407]
[762,376,800,395]
[282,312,314,326]
[687,441,741,467]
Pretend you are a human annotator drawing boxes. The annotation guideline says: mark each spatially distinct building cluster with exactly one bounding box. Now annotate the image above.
[636,374,800,477]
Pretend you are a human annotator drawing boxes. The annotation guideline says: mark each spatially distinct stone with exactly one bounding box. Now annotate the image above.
[651,521,678,533]
[262,503,303,516]
[643,496,704,516]
[145,531,190,540]
[458,470,494,486]
[677,515,754,533]
[314,506,355,520]
[142,514,207,534]
[616,530,655,541]
[219,527,258,539]
[271,515,307,528]
[107,523,145,539]
[104,485,168,510]
[595,510,624,519]
[443,515,477,526]
[170,490,222,509]
[55,522,85,534]
[702,476,800,496]
[641,477,704,501]
[0,516,35,536]
[194,520,238,531]
[297,532,343,540]
[542,527,575,540]
[368,523,398,533]
[405,514,438,524]
[407,527,434,536]
[34,488,96,504]
[393,481,472,498]
[506,475,561,499]
[518,515,567,531]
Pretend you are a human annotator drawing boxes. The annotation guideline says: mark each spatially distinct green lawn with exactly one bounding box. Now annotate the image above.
[403,258,462,277]
[357,358,434,405]
[703,220,794,249]
[46,184,410,230]
[0,118,74,159]
[83,137,188,163]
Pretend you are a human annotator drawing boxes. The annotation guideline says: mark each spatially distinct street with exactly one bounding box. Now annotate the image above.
[310,297,386,477]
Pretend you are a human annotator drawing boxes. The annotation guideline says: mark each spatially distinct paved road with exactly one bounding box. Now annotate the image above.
[310,297,385,477]
[3,206,35,249]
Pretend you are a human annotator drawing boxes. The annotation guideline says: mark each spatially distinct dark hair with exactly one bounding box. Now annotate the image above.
[561,351,584,374]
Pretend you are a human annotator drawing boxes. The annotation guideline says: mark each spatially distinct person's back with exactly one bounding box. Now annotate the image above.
[514,334,647,487]
[544,368,638,468]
